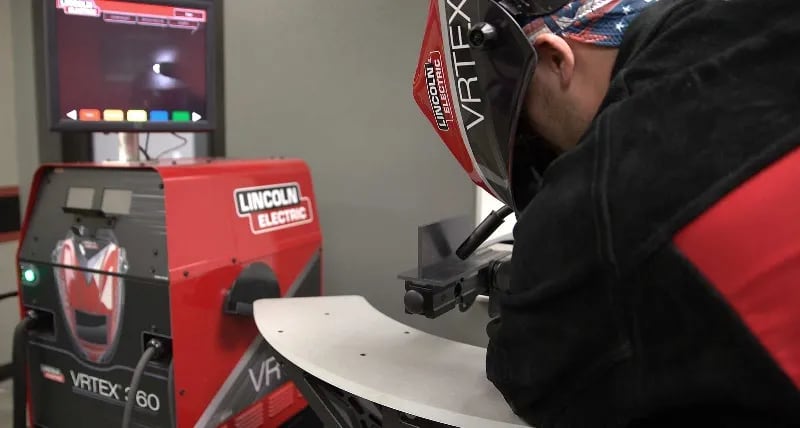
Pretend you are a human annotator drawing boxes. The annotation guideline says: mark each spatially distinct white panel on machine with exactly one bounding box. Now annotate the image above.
[253,295,529,428]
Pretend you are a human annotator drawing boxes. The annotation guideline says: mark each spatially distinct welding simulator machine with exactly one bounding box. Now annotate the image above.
[14,159,322,428]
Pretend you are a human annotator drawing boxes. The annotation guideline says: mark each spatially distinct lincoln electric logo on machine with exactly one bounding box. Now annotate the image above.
[235,183,313,234]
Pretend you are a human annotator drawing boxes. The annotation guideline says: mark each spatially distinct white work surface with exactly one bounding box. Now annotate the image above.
[253,296,529,428]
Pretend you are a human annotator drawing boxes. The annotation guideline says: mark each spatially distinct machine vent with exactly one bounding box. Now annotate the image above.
[234,401,263,428]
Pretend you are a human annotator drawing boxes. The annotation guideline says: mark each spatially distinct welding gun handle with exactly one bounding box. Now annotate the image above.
[456,206,514,260]
[487,256,512,318]
[490,256,512,293]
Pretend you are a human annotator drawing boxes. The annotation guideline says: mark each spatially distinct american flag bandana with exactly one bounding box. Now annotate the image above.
[518,0,661,47]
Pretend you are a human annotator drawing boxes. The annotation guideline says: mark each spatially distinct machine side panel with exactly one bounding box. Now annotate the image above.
[158,159,322,279]
[17,166,174,427]
[164,161,322,427]
[170,245,321,428]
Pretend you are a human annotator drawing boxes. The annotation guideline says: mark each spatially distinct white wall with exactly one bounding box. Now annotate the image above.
[92,132,197,161]
[0,0,20,362]
[225,0,484,346]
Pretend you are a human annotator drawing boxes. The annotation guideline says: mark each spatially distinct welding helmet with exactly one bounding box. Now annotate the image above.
[52,227,128,364]
[413,0,570,212]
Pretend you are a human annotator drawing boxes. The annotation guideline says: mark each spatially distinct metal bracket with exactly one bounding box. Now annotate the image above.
[397,215,513,319]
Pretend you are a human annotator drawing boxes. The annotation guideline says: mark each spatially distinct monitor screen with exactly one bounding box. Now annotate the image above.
[46,0,216,132]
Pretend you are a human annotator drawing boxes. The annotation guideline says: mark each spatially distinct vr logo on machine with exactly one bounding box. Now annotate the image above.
[194,339,294,428]
[234,183,314,235]
[424,51,454,131]
[248,356,281,393]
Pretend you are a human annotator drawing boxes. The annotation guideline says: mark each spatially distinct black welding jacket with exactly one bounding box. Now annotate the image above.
[486,0,800,427]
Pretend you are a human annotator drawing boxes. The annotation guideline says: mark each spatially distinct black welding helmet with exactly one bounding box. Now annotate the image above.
[413,0,570,213]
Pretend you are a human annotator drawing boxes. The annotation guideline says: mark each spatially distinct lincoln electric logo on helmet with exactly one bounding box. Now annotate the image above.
[415,0,487,137]
[234,183,314,235]
[424,51,454,131]
[416,0,523,203]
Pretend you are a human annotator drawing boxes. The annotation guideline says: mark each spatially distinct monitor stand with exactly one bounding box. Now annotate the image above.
[117,132,141,162]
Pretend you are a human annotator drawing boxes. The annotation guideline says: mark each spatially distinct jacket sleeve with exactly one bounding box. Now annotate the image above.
[485,135,633,427]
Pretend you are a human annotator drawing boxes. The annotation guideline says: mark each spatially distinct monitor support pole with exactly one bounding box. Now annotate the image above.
[118,132,141,162]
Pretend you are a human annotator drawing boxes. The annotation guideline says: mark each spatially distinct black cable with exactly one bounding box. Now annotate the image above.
[496,205,514,218]
[13,313,37,428]
[154,133,189,159]
[121,343,159,428]
[1,294,27,384]
[0,363,14,382]
[455,206,514,260]
[0,291,19,301]
[138,133,151,160]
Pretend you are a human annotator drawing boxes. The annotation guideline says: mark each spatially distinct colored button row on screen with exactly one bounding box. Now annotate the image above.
[67,109,201,122]
[150,110,193,122]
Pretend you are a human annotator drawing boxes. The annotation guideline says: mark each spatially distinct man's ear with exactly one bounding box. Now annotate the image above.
[532,33,575,88]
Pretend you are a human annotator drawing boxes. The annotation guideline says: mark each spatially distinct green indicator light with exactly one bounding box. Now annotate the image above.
[21,267,37,285]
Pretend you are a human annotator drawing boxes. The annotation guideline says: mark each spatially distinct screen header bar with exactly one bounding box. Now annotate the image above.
[56,0,207,23]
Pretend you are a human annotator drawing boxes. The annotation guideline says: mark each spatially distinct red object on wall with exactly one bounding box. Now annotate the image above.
[0,233,19,244]
[0,186,18,197]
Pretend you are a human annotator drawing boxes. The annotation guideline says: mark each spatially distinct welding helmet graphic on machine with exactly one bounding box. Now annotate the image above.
[413,0,569,212]
[52,227,128,364]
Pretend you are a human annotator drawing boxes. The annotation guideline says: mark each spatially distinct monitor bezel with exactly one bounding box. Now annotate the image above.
[44,0,218,132]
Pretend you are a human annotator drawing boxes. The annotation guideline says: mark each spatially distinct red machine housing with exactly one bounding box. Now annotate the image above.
[16,158,322,428]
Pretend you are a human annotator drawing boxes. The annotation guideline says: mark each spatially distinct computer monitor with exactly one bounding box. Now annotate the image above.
[44,0,217,132]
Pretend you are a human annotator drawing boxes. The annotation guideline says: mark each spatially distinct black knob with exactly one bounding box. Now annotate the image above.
[404,290,425,315]
[469,22,497,48]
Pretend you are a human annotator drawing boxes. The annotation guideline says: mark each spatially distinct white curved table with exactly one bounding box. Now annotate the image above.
[253,295,529,428]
